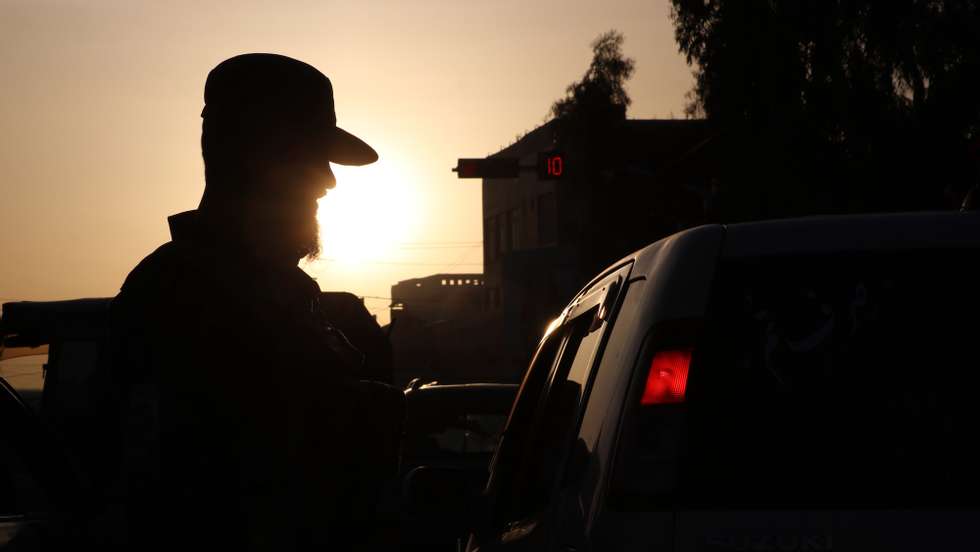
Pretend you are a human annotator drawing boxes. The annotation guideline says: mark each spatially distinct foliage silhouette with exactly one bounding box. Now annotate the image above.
[670,0,980,218]
[551,30,635,150]
[551,31,635,127]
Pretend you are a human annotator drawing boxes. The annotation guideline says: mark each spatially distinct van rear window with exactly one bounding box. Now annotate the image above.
[625,249,980,508]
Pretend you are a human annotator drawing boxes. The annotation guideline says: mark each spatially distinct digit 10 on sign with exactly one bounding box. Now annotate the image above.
[537,151,565,180]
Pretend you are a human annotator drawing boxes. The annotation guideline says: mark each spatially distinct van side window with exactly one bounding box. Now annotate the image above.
[574,278,648,518]
[508,269,631,520]
[510,315,602,519]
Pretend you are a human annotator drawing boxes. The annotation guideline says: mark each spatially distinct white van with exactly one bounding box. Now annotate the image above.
[413,211,980,551]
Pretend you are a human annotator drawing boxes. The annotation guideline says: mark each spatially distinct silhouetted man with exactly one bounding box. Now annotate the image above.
[102,53,404,551]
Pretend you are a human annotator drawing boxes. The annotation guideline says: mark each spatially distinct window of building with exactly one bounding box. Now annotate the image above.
[502,212,512,255]
[538,192,557,245]
[488,287,501,309]
[510,208,522,251]
[485,216,497,265]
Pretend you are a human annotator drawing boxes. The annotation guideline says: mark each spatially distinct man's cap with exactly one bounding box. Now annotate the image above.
[202,53,377,166]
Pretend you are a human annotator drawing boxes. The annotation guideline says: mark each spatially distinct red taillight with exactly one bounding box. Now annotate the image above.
[640,350,692,405]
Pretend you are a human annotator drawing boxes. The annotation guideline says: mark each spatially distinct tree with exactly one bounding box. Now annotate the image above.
[546,31,641,277]
[551,30,635,144]
[671,0,980,216]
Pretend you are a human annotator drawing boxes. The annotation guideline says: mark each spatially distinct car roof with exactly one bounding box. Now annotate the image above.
[564,211,980,325]
[619,211,980,279]
[722,211,980,258]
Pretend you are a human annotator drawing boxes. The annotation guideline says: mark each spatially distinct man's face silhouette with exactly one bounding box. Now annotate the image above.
[199,55,376,263]
[244,133,337,263]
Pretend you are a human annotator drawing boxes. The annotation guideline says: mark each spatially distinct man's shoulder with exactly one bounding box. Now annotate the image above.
[120,241,193,294]
[115,240,223,314]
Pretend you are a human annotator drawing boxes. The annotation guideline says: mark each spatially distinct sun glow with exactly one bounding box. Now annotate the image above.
[314,157,417,266]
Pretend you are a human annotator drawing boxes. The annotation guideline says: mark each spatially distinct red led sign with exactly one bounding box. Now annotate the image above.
[453,152,565,180]
[537,151,565,180]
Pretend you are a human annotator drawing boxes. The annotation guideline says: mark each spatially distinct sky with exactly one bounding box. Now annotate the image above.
[0,0,693,324]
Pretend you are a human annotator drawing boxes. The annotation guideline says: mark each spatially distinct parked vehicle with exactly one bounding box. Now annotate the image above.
[0,377,84,549]
[0,293,400,549]
[406,211,980,551]
[398,381,516,551]
[402,381,517,476]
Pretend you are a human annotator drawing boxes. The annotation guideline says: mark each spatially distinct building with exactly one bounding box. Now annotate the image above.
[386,118,721,384]
[481,118,718,376]
[389,273,485,324]
[387,273,506,386]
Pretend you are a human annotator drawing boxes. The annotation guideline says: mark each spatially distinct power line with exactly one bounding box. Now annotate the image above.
[394,244,484,250]
[359,295,480,305]
[313,258,483,267]
[441,243,483,273]
[394,240,482,245]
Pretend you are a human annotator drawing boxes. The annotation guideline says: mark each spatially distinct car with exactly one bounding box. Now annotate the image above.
[1,298,116,492]
[0,294,401,550]
[405,211,980,551]
[402,381,517,476]
[398,381,516,550]
[0,376,86,550]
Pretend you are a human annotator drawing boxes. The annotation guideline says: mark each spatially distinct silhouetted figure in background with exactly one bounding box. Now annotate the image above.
[101,53,404,551]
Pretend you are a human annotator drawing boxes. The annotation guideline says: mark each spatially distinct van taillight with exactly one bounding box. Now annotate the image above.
[640,350,692,405]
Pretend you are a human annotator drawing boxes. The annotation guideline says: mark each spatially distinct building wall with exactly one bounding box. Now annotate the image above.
[390,273,485,323]
[482,121,561,268]
[388,273,501,386]
[387,119,719,385]
[480,118,718,373]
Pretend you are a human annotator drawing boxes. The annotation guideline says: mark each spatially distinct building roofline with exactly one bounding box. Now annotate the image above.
[393,273,485,286]
[488,117,711,157]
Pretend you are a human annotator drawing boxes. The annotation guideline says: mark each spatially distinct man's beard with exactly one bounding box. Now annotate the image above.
[289,209,321,262]
[246,204,322,264]
[299,216,321,262]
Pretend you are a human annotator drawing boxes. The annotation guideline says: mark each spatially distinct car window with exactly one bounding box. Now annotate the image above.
[502,267,629,521]
[507,316,596,519]
[428,422,466,454]
[487,325,565,527]
[0,354,45,411]
[415,413,508,456]
[463,413,508,453]
[619,249,980,508]
[573,277,648,520]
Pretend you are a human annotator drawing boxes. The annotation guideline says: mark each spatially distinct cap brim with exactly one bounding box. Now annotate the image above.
[327,127,378,166]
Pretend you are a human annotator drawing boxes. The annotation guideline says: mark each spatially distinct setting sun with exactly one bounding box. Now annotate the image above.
[315,156,418,266]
